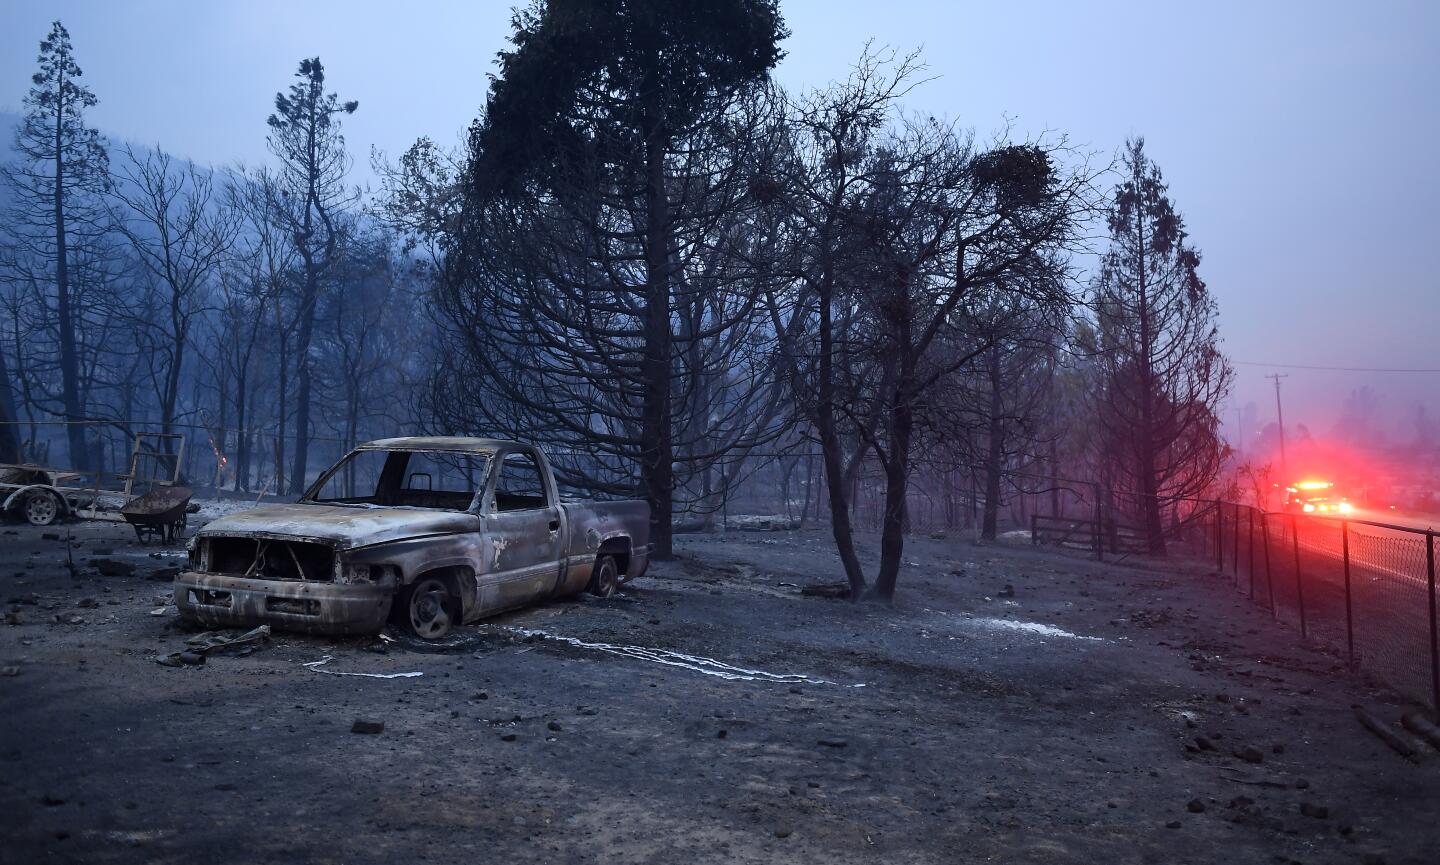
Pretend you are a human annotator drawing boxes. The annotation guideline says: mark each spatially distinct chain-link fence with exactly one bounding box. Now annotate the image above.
[1196,503,1439,714]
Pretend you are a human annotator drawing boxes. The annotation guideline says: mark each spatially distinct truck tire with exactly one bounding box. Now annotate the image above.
[588,555,619,598]
[398,576,454,640]
[24,490,60,527]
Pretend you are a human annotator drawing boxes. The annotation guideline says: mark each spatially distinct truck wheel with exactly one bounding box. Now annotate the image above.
[23,490,59,527]
[399,577,454,640]
[589,555,619,598]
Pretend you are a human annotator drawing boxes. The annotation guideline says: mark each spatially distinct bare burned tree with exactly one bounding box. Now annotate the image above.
[199,167,298,491]
[265,57,358,494]
[944,276,1069,541]
[109,146,239,449]
[1092,138,1232,554]
[769,51,1094,600]
[0,21,110,470]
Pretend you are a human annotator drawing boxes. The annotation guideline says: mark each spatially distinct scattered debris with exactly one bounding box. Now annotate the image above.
[184,625,270,655]
[1354,707,1421,762]
[997,584,1016,598]
[351,719,384,734]
[1217,767,1289,788]
[147,566,180,582]
[1,665,19,677]
[156,651,206,668]
[725,514,802,532]
[817,737,848,748]
[1400,712,1440,751]
[156,625,271,667]
[1187,798,1206,813]
[303,656,422,679]
[1300,802,1329,819]
[1238,746,1265,764]
[91,558,136,577]
[799,582,850,599]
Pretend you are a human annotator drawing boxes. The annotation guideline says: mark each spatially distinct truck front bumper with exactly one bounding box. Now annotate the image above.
[174,571,393,636]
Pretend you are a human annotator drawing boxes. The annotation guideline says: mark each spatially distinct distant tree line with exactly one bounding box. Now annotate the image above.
[0,7,1234,601]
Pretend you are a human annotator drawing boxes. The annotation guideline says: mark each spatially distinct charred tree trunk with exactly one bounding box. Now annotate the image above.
[868,299,916,603]
[981,345,1004,540]
[289,256,318,495]
[639,116,675,560]
[0,346,20,464]
[816,276,867,597]
[52,75,89,472]
[1134,202,1166,556]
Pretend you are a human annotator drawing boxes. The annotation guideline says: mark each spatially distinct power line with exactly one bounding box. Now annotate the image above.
[1234,361,1440,373]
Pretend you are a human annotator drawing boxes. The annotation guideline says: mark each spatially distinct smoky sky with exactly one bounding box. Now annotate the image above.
[2,0,1437,444]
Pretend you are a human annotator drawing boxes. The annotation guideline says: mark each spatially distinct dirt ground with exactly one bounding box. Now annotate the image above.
[1,516,1437,865]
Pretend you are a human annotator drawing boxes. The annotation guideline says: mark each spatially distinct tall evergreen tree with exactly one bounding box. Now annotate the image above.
[0,21,110,470]
[265,58,357,494]
[453,0,788,558]
[1092,138,1232,554]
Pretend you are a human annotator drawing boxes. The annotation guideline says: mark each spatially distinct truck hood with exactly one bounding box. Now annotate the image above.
[198,503,478,550]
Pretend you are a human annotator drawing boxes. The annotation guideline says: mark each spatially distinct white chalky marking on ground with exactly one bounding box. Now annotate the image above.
[970,617,1103,641]
[499,627,863,687]
[303,655,423,678]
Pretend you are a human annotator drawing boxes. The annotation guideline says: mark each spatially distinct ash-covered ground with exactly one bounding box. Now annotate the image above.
[1,517,1436,865]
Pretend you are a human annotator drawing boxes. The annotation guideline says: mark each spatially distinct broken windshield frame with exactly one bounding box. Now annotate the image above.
[302,449,492,512]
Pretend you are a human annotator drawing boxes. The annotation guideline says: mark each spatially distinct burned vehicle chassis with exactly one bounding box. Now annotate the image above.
[174,438,651,638]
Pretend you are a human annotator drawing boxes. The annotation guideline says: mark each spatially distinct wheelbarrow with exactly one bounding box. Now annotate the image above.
[121,486,193,544]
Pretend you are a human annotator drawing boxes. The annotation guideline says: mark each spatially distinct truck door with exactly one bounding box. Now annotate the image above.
[482,450,562,609]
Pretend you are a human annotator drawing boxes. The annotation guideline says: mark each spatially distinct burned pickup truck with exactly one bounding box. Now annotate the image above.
[175,437,650,639]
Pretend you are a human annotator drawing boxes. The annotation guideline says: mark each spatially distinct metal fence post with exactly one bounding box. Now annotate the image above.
[1261,513,1275,616]
[1215,501,1224,571]
[1341,519,1354,667]
[1231,501,1240,579]
[1247,507,1255,599]
[1291,513,1308,639]
[1427,531,1438,714]
[1093,483,1103,563]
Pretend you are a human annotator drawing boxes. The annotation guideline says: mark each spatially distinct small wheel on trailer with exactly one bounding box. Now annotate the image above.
[23,490,60,527]
[588,554,619,598]
[398,576,455,640]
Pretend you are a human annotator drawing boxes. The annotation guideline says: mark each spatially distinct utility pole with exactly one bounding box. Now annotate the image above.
[1267,373,1289,476]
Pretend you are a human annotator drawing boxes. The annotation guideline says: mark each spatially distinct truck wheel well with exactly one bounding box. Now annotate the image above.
[597,538,631,579]
[405,566,473,622]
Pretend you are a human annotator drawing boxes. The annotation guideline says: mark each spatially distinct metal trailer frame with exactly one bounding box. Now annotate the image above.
[0,432,187,527]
